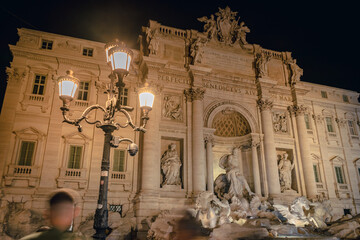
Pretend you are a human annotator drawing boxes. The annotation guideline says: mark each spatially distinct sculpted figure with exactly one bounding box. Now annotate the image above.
[288,59,303,85]
[273,196,311,227]
[236,21,250,45]
[163,96,182,120]
[278,153,295,192]
[161,143,182,186]
[197,14,217,40]
[195,192,232,229]
[255,53,270,78]
[190,38,205,64]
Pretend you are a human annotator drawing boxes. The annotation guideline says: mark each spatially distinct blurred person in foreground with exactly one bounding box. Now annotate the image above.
[20,188,88,240]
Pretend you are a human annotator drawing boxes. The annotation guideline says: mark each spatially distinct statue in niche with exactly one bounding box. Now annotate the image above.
[163,95,182,121]
[214,148,259,219]
[273,112,287,133]
[278,153,295,192]
[161,143,182,186]
[197,14,217,40]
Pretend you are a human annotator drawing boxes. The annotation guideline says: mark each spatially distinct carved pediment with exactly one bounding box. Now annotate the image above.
[62,132,91,144]
[13,127,46,140]
[329,155,345,164]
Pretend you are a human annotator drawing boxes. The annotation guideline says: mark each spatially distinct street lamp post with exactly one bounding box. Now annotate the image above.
[57,41,154,240]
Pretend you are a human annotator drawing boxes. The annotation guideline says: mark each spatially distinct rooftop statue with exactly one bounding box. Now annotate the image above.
[198,6,250,46]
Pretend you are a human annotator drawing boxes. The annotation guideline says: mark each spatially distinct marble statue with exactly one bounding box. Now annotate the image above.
[163,95,182,120]
[236,21,250,45]
[278,153,295,192]
[273,196,311,227]
[190,38,206,64]
[198,6,250,46]
[288,59,303,86]
[161,143,182,186]
[145,27,159,55]
[197,14,217,40]
[255,53,270,78]
[308,200,332,228]
[195,191,232,229]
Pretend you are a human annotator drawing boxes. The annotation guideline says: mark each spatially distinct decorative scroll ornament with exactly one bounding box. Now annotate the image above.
[288,105,307,116]
[184,88,205,102]
[198,6,250,46]
[256,99,273,111]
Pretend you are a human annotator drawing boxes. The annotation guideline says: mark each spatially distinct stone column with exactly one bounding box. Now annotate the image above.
[257,99,281,195]
[289,105,317,199]
[251,140,262,196]
[204,135,214,192]
[185,88,206,194]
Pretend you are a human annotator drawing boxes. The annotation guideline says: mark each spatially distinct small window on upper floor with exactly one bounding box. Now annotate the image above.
[41,39,53,50]
[32,74,46,95]
[342,94,349,103]
[348,120,358,136]
[321,91,328,98]
[304,114,312,130]
[113,149,126,172]
[77,82,90,101]
[83,47,93,57]
[334,166,345,184]
[325,117,335,133]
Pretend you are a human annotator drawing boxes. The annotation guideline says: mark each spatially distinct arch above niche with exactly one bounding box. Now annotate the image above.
[204,100,258,133]
[212,108,251,137]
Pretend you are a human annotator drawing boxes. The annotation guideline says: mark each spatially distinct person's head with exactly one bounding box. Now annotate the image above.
[47,189,80,231]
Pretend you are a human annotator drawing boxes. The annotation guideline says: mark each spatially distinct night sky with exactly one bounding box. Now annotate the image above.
[1,0,359,111]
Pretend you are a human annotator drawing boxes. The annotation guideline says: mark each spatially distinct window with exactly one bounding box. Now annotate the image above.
[313,164,320,182]
[18,141,35,166]
[77,82,90,101]
[113,149,125,172]
[342,95,349,103]
[41,40,53,50]
[348,120,358,136]
[325,117,335,133]
[335,166,344,184]
[32,75,46,95]
[358,167,360,177]
[82,47,93,57]
[321,91,328,98]
[120,88,128,106]
[304,114,311,130]
[67,145,83,169]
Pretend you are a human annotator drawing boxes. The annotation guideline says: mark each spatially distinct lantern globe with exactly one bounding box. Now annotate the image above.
[107,41,133,75]
[58,70,79,104]
[139,92,154,111]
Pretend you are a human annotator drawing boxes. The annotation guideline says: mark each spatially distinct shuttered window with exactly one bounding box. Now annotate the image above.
[68,145,82,169]
[18,141,35,166]
[113,149,125,172]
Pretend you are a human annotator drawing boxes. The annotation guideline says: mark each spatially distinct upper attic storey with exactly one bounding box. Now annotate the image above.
[140,6,295,81]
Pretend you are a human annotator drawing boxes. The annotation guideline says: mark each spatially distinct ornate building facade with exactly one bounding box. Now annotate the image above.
[1,7,360,231]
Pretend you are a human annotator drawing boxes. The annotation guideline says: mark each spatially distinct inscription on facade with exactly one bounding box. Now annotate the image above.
[203,80,256,96]
[202,50,253,72]
[158,74,191,85]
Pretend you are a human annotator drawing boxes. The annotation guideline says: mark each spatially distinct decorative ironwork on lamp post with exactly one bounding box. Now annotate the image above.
[57,40,154,240]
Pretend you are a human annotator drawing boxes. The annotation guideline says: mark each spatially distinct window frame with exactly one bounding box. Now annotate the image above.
[342,94,349,103]
[112,149,126,172]
[67,145,83,169]
[334,166,345,184]
[304,113,312,130]
[347,120,358,136]
[32,74,47,96]
[41,39,53,50]
[325,117,335,133]
[77,81,90,101]
[17,140,36,166]
[82,47,94,57]
[321,91,328,98]
[120,88,129,106]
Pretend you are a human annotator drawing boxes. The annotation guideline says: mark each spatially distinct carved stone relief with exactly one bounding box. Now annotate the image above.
[57,40,80,52]
[272,111,288,133]
[162,94,183,121]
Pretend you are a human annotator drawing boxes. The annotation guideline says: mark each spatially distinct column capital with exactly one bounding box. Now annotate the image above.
[204,134,214,147]
[257,99,273,111]
[184,87,205,102]
[250,140,260,148]
[288,104,307,116]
